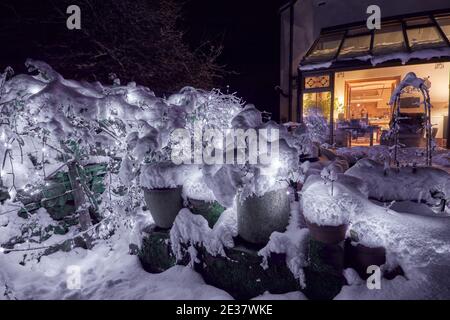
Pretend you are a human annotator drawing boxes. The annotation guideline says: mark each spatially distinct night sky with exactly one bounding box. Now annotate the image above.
[0,0,285,119]
[184,0,285,119]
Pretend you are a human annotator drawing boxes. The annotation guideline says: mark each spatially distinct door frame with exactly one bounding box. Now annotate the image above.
[344,75,401,121]
[298,71,335,144]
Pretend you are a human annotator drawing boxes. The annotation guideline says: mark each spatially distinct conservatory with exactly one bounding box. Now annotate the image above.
[298,10,450,148]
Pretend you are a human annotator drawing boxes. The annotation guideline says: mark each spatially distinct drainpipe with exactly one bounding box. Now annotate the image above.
[280,0,298,122]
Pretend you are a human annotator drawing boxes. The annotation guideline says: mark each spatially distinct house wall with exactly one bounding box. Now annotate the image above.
[334,62,450,139]
[280,0,450,123]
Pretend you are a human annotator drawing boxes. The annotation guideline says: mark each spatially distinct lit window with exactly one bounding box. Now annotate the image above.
[306,33,343,62]
[347,27,370,36]
[436,16,450,42]
[303,92,332,122]
[407,27,446,50]
[338,35,371,59]
[405,17,432,27]
[373,23,407,55]
[304,75,330,89]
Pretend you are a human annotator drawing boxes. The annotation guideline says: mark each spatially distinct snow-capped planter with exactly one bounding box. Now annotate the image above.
[237,187,290,245]
[305,221,348,245]
[143,187,183,229]
[301,168,366,244]
[140,162,188,229]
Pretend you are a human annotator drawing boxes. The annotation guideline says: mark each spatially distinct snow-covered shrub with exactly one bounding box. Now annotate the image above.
[0,60,245,252]
[346,158,450,209]
[136,87,243,191]
[170,207,238,265]
[289,123,319,159]
[202,105,300,207]
[303,107,330,146]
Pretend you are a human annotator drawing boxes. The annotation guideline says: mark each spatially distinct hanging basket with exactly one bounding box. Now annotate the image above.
[237,188,290,245]
[143,186,183,229]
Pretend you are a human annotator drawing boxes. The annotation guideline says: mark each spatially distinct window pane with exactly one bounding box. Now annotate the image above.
[304,75,330,89]
[373,24,407,55]
[303,92,331,122]
[407,27,446,50]
[338,35,371,58]
[347,26,370,36]
[405,17,432,27]
[436,16,450,41]
[306,33,343,62]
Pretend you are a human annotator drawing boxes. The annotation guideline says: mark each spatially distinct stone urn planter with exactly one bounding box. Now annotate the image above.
[237,188,290,245]
[187,198,225,228]
[143,186,183,229]
[305,220,348,245]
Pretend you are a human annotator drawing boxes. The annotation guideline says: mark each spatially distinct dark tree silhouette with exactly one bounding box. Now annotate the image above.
[0,0,224,95]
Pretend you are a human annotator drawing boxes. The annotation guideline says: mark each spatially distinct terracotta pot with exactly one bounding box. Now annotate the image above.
[345,240,386,280]
[237,188,290,245]
[187,198,225,228]
[143,187,183,229]
[306,220,348,245]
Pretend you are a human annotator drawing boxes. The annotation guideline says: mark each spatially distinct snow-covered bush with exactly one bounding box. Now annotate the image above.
[202,105,300,207]
[303,108,330,146]
[135,87,243,192]
[0,60,246,252]
[346,158,450,211]
[289,123,319,159]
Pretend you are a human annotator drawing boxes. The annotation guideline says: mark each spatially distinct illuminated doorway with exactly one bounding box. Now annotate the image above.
[342,76,400,146]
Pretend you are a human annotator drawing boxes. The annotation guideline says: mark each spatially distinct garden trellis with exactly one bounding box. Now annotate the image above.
[389,72,434,167]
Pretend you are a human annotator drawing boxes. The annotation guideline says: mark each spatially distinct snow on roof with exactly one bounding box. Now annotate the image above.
[300,11,450,71]
[300,47,450,71]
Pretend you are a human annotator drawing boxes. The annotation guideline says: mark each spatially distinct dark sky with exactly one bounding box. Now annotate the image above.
[184,0,285,118]
[0,0,286,118]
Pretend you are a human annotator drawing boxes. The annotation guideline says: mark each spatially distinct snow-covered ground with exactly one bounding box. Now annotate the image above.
[0,221,233,300]
[337,145,450,169]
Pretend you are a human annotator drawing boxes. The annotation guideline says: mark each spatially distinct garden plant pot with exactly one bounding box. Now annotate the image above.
[237,188,290,245]
[305,220,348,245]
[187,198,225,228]
[345,240,386,280]
[143,187,183,229]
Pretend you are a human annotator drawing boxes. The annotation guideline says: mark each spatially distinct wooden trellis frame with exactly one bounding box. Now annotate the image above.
[390,74,433,167]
